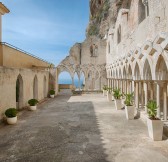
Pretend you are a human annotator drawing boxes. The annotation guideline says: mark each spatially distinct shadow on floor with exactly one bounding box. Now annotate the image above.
[0,93,110,162]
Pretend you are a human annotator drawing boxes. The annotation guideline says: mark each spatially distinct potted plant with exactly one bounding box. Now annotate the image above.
[28,99,38,111]
[103,85,108,96]
[107,88,112,102]
[50,90,55,98]
[113,88,123,110]
[5,108,18,125]
[124,93,135,120]
[146,100,163,141]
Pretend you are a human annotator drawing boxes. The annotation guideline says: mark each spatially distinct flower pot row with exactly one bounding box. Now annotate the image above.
[103,87,163,141]
[5,90,56,125]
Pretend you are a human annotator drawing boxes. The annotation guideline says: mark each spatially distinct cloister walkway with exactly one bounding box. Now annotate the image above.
[0,92,168,162]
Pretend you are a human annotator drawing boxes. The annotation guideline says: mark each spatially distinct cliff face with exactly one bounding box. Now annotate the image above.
[86,0,131,39]
[86,0,117,38]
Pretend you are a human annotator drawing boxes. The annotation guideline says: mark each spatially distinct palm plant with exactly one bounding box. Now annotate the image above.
[124,93,134,106]
[146,100,158,120]
[113,88,122,99]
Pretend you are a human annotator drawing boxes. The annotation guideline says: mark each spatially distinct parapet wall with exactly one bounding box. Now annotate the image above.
[0,43,50,69]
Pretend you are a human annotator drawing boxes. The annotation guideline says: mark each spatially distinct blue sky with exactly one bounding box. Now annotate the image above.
[1,0,89,66]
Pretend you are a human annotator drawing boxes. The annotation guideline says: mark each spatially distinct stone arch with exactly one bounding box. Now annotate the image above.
[155,55,168,80]
[117,25,121,44]
[128,64,132,79]
[134,62,141,80]
[16,74,23,109]
[138,0,146,24]
[123,66,126,79]
[116,68,118,78]
[33,75,38,99]
[43,76,47,98]
[143,59,152,80]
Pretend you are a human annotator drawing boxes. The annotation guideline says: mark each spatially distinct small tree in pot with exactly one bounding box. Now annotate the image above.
[146,100,163,141]
[5,108,18,125]
[103,85,108,96]
[49,90,55,98]
[28,99,38,111]
[124,93,135,120]
[113,88,123,110]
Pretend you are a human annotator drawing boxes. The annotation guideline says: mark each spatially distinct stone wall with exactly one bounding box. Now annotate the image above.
[0,67,50,119]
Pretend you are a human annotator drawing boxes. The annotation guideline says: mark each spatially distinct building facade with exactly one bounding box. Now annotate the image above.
[106,0,168,121]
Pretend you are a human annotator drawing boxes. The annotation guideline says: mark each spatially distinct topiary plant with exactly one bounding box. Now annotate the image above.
[28,99,39,106]
[113,88,122,99]
[124,93,134,106]
[5,108,17,118]
[146,100,158,120]
[49,90,55,95]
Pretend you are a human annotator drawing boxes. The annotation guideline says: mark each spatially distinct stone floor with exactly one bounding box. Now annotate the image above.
[0,92,168,162]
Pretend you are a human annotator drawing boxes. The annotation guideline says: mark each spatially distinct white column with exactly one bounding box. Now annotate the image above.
[144,82,148,113]
[108,79,110,88]
[150,82,154,100]
[156,83,161,118]
[163,83,167,121]
[141,82,144,110]
[135,82,139,110]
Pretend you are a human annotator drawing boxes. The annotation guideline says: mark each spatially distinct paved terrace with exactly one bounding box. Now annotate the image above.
[0,91,168,162]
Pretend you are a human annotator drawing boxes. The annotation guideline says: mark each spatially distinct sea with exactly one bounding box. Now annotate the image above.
[58,78,84,88]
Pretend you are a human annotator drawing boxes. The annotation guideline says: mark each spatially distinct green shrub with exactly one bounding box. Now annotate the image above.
[113,88,122,99]
[124,93,134,106]
[28,99,38,106]
[103,85,108,90]
[5,108,17,118]
[147,100,158,120]
[49,90,55,95]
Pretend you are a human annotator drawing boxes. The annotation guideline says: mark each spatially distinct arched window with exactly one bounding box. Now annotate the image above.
[117,25,121,44]
[138,0,146,24]
[108,42,110,54]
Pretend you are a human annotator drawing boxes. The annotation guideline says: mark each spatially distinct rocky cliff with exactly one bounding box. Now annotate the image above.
[86,0,115,38]
[86,0,131,39]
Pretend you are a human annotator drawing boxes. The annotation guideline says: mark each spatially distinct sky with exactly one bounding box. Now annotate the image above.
[1,0,89,66]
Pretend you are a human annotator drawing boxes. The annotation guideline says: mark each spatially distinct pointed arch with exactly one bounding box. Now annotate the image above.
[138,0,146,24]
[43,76,47,98]
[16,74,23,109]
[143,59,152,80]
[155,55,168,80]
[33,75,38,99]
[134,62,141,80]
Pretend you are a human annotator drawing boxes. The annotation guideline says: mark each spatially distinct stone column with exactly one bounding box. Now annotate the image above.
[156,82,161,118]
[121,80,123,93]
[144,81,148,113]
[108,79,110,88]
[163,83,167,121]
[135,82,139,110]
[150,82,154,100]
[140,82,144,110]
[72,77,74,88]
